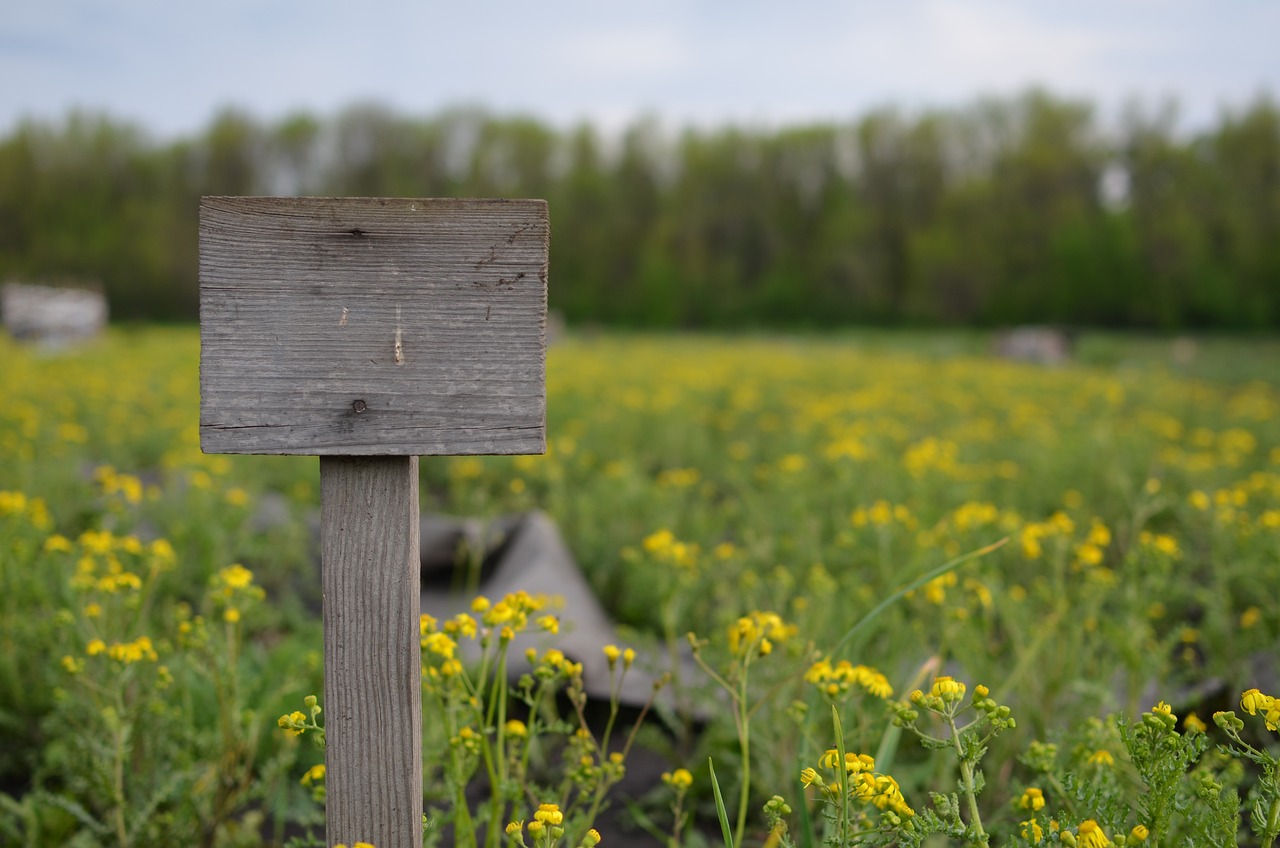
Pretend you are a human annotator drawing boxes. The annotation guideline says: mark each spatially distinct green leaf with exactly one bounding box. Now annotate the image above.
[709,758,735,848]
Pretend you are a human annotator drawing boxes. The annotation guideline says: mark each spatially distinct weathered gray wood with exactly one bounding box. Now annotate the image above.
[199,196,548,456]
[321,456,423,848]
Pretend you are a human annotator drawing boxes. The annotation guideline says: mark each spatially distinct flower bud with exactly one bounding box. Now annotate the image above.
[930,676,966,703]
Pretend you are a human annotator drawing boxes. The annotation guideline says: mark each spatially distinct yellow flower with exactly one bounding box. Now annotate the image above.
[505,821,523,836]
[44,534,73,553]
[845,752,876,774]
[930,675,966,702]
[582,828,602,847]
[1129,824,1149,842]
[505,719,528,738]
[727,611,793,658]
[1087,750,1114,768]
[105,636,159,663]
[536,615,559,634]
[421,632,456,659]
[1184,712,1207,733]
[218,563,254,590]
[799,767,822,787]
[1019,787,1045,811]
[278,711,307,735]
[603,644,621,666]
[1021,818,1044,844]
[534,803,563,826]
[1241,689,1275,716]
[663,768,694,790]
[300,764,325,785]
[1151,701,1175,721]
[444,613,477,639]
[1077,819,1112,847]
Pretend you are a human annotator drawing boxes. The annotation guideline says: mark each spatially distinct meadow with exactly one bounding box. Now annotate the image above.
[1,327,1278,847]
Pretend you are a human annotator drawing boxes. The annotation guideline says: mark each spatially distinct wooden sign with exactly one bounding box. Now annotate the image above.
[199,196,549,848]
[199,196,548,456]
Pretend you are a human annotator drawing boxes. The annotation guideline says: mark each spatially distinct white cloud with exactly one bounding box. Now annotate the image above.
[836,0,1124,97]
[555,28,691,77]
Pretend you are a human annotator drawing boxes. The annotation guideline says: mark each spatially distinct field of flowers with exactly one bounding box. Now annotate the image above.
[1,327,1278,846]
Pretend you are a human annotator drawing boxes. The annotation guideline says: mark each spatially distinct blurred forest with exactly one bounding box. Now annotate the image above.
[0,89,1276,328]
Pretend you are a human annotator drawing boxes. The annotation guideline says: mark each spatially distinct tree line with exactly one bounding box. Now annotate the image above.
[0,90,1276,328]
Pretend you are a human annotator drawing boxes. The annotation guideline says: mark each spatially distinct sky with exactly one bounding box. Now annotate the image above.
[2,0,1277,140]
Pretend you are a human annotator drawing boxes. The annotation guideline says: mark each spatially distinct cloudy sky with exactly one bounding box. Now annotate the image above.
[3,0,1276,139]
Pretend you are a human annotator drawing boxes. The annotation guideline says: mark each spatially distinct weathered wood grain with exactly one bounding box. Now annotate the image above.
[199,196,548,455]
[321,456,423,848]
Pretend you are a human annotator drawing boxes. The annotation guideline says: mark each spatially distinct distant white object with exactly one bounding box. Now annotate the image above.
[993,326,1073,365]
[1,282,108,346]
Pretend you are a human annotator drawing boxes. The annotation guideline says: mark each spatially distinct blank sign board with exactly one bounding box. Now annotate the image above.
[198,196,548,456]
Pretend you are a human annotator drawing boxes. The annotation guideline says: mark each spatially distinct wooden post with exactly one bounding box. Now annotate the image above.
[199,197,548,848]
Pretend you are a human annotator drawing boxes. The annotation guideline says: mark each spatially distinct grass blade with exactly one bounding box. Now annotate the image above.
[831,538,1007,654]
[708,758,735,848]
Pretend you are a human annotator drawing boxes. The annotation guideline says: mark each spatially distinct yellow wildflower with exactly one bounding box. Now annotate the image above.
[663,768,694,790]
[1241,688,1274,715]
[278,711,307,735]
[218,563,254,590]
[300,764,325,785]
[1019,787,1045,811]
[1077,819,1112,847]
[44,534,73,553]
[930,675,966,702]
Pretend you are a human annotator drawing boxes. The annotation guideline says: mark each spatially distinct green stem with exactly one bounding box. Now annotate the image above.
[1262,793,1280,848]
[833,706,851,846]
[733,662,751,848]
[484,649,510,848]
[949,714,987,847]
[111,692,129,847]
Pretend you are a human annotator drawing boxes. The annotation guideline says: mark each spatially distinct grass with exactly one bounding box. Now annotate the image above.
[0,326,1277,846]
